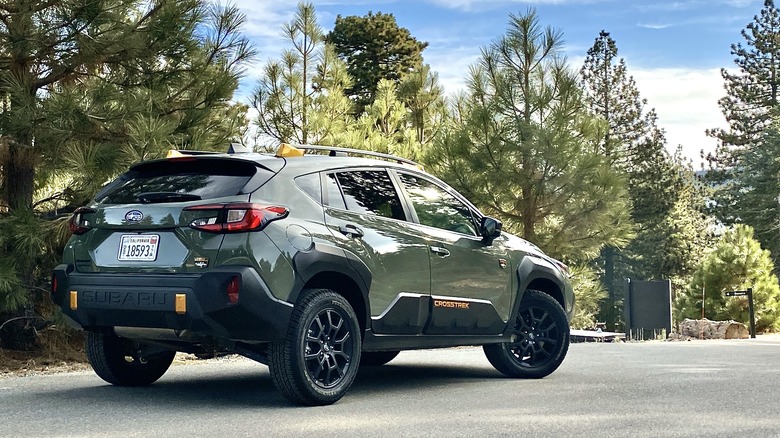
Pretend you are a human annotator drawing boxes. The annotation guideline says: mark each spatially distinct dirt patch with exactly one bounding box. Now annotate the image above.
[0,326,89,378]
[0,347,90,378]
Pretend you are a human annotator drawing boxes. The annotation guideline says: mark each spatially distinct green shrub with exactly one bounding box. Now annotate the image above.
[676,224,780,332]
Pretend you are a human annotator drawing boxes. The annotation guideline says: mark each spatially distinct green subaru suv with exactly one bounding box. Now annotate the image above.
[51,143,574,405]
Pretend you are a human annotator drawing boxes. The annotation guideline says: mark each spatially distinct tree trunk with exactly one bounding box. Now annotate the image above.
[5,142,36,211]
[602,245,617,329]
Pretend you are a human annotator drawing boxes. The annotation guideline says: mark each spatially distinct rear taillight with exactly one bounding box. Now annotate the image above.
[226,276,240,304]
[51,275,58,297]
[69,207,95,235]
[184,203,289,233]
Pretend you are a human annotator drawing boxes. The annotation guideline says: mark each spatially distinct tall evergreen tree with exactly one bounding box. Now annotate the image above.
[0,1,251,213]
[710,0,780,153]
[426,10,633,262]
[708,0,780,264]
[326,11,427,113]
[0,0,253,348]
[725,119,780,259]
[253,2,323,145]
[580,30,682,327]
[252,2,355,147]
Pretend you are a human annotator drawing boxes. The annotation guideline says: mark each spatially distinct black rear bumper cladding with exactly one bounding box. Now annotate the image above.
[51,265,293,342]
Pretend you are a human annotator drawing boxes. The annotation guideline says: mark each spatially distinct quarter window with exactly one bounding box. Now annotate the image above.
[398,173,477,235]
[295,173,321,203]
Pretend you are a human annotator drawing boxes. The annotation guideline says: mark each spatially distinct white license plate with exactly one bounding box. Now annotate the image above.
[118,235,160,261]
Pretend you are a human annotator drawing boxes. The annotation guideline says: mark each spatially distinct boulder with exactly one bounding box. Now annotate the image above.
[677,318,749,340]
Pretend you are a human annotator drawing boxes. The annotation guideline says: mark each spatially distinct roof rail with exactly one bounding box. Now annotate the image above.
[279,143,421,168]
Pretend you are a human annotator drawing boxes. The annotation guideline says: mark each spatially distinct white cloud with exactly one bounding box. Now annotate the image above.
[424,45,482,95]
[637,23,673,29]
[632,67,726,166]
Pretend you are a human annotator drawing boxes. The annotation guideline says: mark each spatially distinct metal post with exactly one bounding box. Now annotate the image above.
[624,278,632,340]
[747,288,756,339]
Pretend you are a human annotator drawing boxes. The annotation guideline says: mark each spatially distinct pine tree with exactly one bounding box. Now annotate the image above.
[708,0,780,264]
[326,11,427,114]
[252,2,356,147]
[426,10,633,263]
[633,153,713,293]
[397,64,446,148]
[710,0,780,153]
[676,224,780,332]
[0,0,253,348]
[581,30,693,328]
[0,1,252,212]
[725,120,780,260]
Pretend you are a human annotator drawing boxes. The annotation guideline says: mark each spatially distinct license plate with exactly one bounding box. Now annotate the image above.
[118,235,160,261]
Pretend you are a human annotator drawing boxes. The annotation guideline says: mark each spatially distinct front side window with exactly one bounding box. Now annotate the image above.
[331,170,406,221]
[398,173,477,236]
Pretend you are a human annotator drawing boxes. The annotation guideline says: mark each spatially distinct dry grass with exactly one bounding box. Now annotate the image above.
[0,327,88,377]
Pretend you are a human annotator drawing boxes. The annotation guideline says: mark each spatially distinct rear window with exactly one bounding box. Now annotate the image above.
[95,158,268,204]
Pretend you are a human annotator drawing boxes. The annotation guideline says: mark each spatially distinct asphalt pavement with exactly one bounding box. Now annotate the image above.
[1,336,779,437]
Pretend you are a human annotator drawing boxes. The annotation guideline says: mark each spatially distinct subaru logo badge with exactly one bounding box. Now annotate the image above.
[125,210,144,222]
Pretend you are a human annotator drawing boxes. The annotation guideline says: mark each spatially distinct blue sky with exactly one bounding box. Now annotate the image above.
[232,0,764,166]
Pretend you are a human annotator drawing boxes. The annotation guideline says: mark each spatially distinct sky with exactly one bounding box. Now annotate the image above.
[230,0,765,167]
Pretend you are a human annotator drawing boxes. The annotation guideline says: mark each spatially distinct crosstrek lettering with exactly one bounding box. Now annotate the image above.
[434,300,470,309]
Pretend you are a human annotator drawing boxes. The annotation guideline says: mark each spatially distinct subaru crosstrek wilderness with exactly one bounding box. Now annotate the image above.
[52,143,574,405]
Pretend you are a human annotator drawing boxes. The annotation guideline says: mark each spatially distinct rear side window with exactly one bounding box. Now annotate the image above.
[96,159,267,204]
[331,170,406,221]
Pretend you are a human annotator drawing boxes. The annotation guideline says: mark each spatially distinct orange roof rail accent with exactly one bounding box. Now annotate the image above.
[276,143,305,157]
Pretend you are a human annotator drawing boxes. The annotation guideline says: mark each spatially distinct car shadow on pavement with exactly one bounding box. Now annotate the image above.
[43,357,507,408]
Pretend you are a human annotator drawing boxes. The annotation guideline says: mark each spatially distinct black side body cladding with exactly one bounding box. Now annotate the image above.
[290,244,372,326]
[509,255,573,328]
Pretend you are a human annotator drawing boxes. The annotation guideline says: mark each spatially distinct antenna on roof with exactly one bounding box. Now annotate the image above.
[228,143,252,154]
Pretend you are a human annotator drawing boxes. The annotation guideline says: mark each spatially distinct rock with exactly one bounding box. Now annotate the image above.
[678,318,749,340]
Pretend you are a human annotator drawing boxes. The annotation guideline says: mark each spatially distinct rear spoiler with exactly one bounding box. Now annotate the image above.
[166,143,251,158]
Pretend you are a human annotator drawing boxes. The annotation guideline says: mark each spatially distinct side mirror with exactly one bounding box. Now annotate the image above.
[480,216,502,245]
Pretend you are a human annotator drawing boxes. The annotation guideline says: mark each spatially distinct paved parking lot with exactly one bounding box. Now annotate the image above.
[1,336,779,437]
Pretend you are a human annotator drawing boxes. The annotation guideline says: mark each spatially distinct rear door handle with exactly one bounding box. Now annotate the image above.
[430,246,450,257]
[339,224,364,238]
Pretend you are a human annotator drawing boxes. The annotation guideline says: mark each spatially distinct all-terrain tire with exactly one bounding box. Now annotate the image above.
[268,288,362,406]
[86,331,175,386]
[360,351,400,367]
[484,290,570,379]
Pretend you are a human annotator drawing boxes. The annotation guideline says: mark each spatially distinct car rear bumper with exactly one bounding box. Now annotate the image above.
[51,264,293,342]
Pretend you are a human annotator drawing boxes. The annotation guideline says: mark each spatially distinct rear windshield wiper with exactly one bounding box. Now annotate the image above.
[137,192,202,204]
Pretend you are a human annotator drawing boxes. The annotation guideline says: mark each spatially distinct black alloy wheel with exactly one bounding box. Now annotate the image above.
[304,307,356,389]
[484,289,570,379]
[269,288,362,405]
